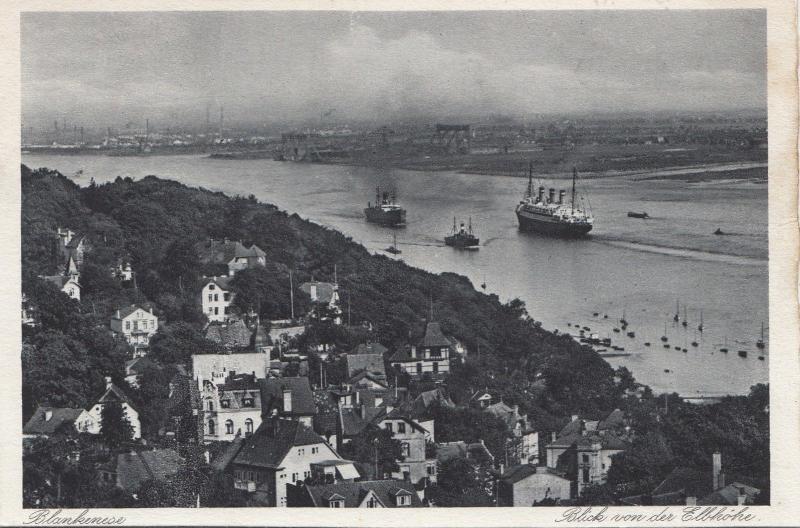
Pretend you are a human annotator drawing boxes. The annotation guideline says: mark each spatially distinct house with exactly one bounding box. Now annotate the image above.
[545,414,628,497]
[22,292,37,327]
[621,452,762,506]
[259,377,317,427]
[191,352,269,387]
[375,408,436,486]
[400,387,455,442]
[97,449,183,495]
[349,342,388,357]
[85,377,141,439]
[124,357,161,389]
[345,351,386,380]
[299,281,341,324]
[196,238,266,276]
[346,371,390,392]
[470,389,494,409]
[436,440,495,492]
[498,464,572,506]
[286,479,422,507]
[201,275,235,322]
[110,304,158,354]
[226,417,350,506]
[112,260,134,282]
[200,371,262,442]
[204,319,253,350]
[485,401,539,465]
[55,228,89,267]
[40,254,81,302]
[389,322,452,379]
[23,406,96,438]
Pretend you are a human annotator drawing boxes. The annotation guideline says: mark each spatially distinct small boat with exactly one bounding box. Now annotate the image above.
[627,211,650,219]
[664,369,671,373]
[713,228,724,235]
[719,336,728,353]
[738,350,748,358]
[673,300,680,323]
[697,310,704,332]
[644,342,651,347]
[385,233,402,255]
[613,328,620,333]
[756,322,765,349]
[681,306,688,328]
[660,322,668,342]
[481,275,486,291]
[691,340,698,347]
[601,338,612,347]
[583,326,591,331]
[603,314,608,319]
[663,344,671,349]
[592,312,599,317]
[627,331,635,338]
[758,355,765,361]
[674,345,681,350]
[682,348,688,353]
[620,309,627,326]
[567,323,571,327]
[691,330,699,347]
[445,217,480,249]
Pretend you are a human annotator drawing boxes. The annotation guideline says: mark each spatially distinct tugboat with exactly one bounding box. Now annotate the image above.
[444,217,480,249]
[365,187,406,227]
[515,164,593,237]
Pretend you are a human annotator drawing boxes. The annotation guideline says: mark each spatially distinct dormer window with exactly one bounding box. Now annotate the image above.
[243,398,254,408]
[395,493,411,506]
[327,494,345,508]
[209,284,215,290]
[221,400,230,408]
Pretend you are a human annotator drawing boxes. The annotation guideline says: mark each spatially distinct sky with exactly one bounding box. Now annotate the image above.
[21,10,766,129]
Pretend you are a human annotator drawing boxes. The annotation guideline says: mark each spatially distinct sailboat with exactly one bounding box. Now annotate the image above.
[697,310,704,332]
[719,337,728,353]
[673,300,680,323]
[691,330,698,347]
[756,322,765,349]
[660,322,668,343]
[620,308,627,326]
[480,274,486,290]
[385,233,401,255]
[681,306,688,328]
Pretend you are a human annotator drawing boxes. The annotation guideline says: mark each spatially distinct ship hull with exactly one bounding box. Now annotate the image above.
[365,207,406,226]
[516,209,593,237]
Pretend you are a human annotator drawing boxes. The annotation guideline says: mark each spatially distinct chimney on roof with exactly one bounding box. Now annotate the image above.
[44,410,53,422]
[571,414,579,422]
[105,376,113,390]
[498,463,504,475]
[551,431,557,443]
[116,309,120,319]
[149,306,154,314]
[712,451,722,490]
[282,388,292,414]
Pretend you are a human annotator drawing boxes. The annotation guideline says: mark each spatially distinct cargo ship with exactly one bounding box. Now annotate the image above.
[365,187,406,227]
[444,217,480,249]
[515,165,593,237]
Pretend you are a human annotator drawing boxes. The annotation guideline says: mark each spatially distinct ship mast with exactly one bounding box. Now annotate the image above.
[527,161,533,198]
[571,167,577,214]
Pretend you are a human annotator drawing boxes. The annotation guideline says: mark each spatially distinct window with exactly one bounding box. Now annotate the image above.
[224,293,230,301]
[208,308,213,314]
[224,306,230,314]
[427,464,436,476]
[214,294,219,302]
[433,362,439,374]
[207,401,214,411]
[386,423,393,433]
[311,447,318,454]
[242,398,254,407]
[226,420,234,434]
[401,442,410,457]
[582,454,590,464]
[416,363,422,374]
[245,419,254,434]
[398,422,406,434]
[209,284,215,290]
[366,496,379,508]
[396,494,410,506]
[133,321,138,331]
[214,307,219,315]
[292,473,298,482]
[208,420,215,436]
[298,448,305,456]
[208,294,213,302]
[329,500,343,508]
[125,321,130,330]
[221,399,230,408]
[430,347,441,357]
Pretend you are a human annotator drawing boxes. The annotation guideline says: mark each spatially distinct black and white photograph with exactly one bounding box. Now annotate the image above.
[10,3,799,524]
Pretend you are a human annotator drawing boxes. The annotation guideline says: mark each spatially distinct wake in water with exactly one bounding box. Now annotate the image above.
[591,235,767,266]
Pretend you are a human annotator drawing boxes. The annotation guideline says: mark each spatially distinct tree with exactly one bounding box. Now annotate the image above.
[100,401,134,449]
[427,458,492,507]
[341,425,402,478]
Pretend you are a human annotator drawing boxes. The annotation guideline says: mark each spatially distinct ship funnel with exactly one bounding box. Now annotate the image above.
[559,190,566,204]
[548,188,555,203]
[538,186,545,202]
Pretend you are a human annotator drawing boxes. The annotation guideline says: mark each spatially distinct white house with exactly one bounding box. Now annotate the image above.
[85,377,141,440]
[201,276,235,322]
[40,254,81,302]
[299,281,341,324]
[389,322,453,379]
[110,304,159,354]
[200,372,262,443]
[23,406,97,438]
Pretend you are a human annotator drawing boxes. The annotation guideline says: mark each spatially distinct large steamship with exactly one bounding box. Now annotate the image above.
[515,165,594,237]
[365,187,407,227]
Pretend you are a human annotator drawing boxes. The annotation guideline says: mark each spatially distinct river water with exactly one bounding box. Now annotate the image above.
[22,153,769,396]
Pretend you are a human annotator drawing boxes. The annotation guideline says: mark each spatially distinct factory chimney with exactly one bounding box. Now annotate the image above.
[558,190,566,204]
[548,188,555,204]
